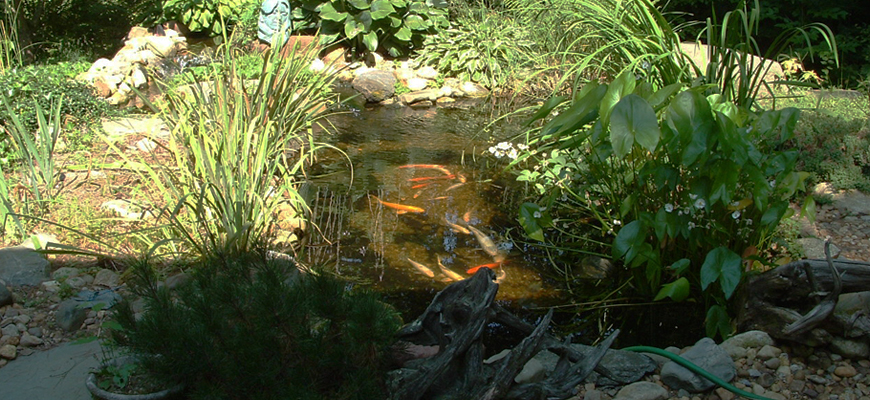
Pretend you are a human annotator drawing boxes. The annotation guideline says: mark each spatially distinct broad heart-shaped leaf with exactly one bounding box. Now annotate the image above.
[427,0,448,7]
[700,246,742,299]
[362,31,378,52]
[609,94,660,158]
[347,0,372,9]
[319,2,348,21]
[654,277,690,302]
[370,0,395,19]
[540,84,606,139]
[705,305,732,339]
[404,14,426,30]
[409,1,429,13]
[665,90,714,167]
[613,220,645,263]
[518,202,551,242]
[668,258,691,274]
[394,25,411,41]
[344,18,364,39]
[599,70,636,124]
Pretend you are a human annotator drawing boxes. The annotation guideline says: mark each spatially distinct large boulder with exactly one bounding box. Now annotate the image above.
[352,70,396,103]
[660,337,736,392]
[0,247,51,286]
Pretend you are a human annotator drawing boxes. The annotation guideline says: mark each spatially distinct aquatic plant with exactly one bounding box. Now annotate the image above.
[513,71,812,339]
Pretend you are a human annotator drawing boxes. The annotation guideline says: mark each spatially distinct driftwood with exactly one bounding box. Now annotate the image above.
[389,268,617,400]
[738,243,870,343]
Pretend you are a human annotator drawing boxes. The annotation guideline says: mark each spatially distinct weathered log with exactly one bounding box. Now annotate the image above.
[389,268,616,400]
[783,240,841,335]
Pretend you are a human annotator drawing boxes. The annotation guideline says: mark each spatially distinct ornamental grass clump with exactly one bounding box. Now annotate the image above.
[109,253,402,400]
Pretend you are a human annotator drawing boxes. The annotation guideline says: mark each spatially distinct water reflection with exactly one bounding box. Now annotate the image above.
[303,100,561,319]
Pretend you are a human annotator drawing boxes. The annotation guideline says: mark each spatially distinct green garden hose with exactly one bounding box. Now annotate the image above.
[622,346,773,400]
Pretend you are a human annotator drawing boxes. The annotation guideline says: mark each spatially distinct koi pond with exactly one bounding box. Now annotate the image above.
[300,90,705,347]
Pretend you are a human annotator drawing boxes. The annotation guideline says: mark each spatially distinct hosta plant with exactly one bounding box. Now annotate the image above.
[162,0,254,35]
[289,0,449,57]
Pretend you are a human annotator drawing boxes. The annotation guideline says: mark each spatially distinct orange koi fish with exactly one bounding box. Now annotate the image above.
[408,174,456,182]
[445,182,465,192]
[369,194,425,214]
[443,218,470,235]
[399,164,452,176]
[466,262,504,275]
[411,183,432,189]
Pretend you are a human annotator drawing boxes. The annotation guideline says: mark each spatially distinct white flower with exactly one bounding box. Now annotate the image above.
[488,146,497,154]
[664,203,674,213]
[613,219,622,226]
[517,143,529,151]
[533,211,542,218]
[497,141,512,150]
[732,210,741,219]
[688,221,696,230]
[769,180,776,188]
[689,193,698,200]
[507,148,518,160]
[694,198,706,209]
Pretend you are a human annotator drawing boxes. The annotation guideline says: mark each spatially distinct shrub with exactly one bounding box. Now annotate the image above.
[414,11,533,89]
[283,0,449,57]
[161,0,255,36]
[512,71,812,339]
[110,253,402,400]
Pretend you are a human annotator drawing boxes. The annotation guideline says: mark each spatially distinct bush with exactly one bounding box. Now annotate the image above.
[512,71,812,339]
[110,253,402,400]
[414,11,533,89]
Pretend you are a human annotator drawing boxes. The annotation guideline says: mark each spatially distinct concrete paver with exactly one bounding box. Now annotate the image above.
[0,340,101,400]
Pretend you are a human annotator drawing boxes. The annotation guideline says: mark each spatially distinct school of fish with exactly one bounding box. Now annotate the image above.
[373,164,508,284]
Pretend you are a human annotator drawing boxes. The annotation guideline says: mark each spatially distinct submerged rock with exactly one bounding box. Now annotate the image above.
[353,70,396,103]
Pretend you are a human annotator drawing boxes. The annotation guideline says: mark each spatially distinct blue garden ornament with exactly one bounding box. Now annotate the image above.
[258,0,292,46]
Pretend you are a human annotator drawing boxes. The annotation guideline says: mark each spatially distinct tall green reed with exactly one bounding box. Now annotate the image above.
[111,32,340,260]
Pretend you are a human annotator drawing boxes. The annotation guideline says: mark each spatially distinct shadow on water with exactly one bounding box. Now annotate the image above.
[301,93,564,325]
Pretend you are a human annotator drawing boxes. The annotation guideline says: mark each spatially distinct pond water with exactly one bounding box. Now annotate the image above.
[301,90,565,323]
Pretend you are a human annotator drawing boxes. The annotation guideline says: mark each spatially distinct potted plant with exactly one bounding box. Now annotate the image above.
[86,353,185,400]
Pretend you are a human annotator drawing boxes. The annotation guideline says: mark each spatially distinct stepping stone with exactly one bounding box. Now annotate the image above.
[0,339,102,400]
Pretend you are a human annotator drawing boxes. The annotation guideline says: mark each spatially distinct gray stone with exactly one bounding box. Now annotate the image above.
[833,190,870,215]
[830,337,870,359]
[0,339,101,399]
[0,247,51,286]
[65,274,93,289]
[27,326,42,337]
[613,381,668,400]
[71,289,123,310]
[661,337,736,392]
[51,267,80,281]
[592,347,658,384]
[92,269,120,288]
[798,238,840,259]
[0,344,16,359]
[19,332,42,347]
[721,330,773,350]
[757,345,781,360]
[19,233,60,250]
[165,273,191,290]
[398,89,441,105]
[55,299,88,332]
[1,323,19,338]
[352,70,396,103]
[515,357,546,384]
[0,283,12,307]
[578,256,616,280]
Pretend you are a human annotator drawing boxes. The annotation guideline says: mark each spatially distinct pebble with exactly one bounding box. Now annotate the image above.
[0,344,16,359]
[835,365,859,378]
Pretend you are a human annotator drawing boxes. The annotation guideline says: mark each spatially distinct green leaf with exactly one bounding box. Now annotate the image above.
[705,305,732,339]
[760,202,787,227]
[610,94,660,157]
[668,258,691,274]
[344,18,364,39]
[600,70,636,122]
[700,246,742,299]
[518,202,551,242]
[389,15,402,28]
[523,96,568,126]
[540,84,606,138]
[654,277,690,302]
[347,0,372,9]
[394,26,412,41]
[613,220,644,263]
[647,83,683,110]
[408,1,428,13]
[665,91,714,166]
[404,14,426,30]
[389,0,407,7]
[801,196,816,224]
[362,31,379,52]
[319,3,348,21]
[370,0,396,19]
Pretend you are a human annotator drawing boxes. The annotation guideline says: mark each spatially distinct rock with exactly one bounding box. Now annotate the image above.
[126,26,149,39]
[0,247,51,286]
[579,256,615,280]
[0,344,16,359]
[55,299,88,332]
[833,364,858,378]
[65,274,93,289]
[834,190,870,215]
[661,337,736,392]
[51,267,80,281]
[613,381,668,400]
[101,199,154,220]
[0,283,12,307]
[407,77,429,91]
[27,326,42,338]
[165,273,191,290]
[1,323,19,338]
[756,345,781,360]
[135,137,157,152]
[720,330,773,355]
[19,332,42,347]
[93,269,120,288]
[798,237,841,259]
[130,66,148,88]
[398,89,441,105]
[352,70,397,103]
[515,357,545,384]
[593,347,658,384]
[715,387,736,400]
[830,337,870,359]
[19,233,60,250]
[416,66,439,79]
